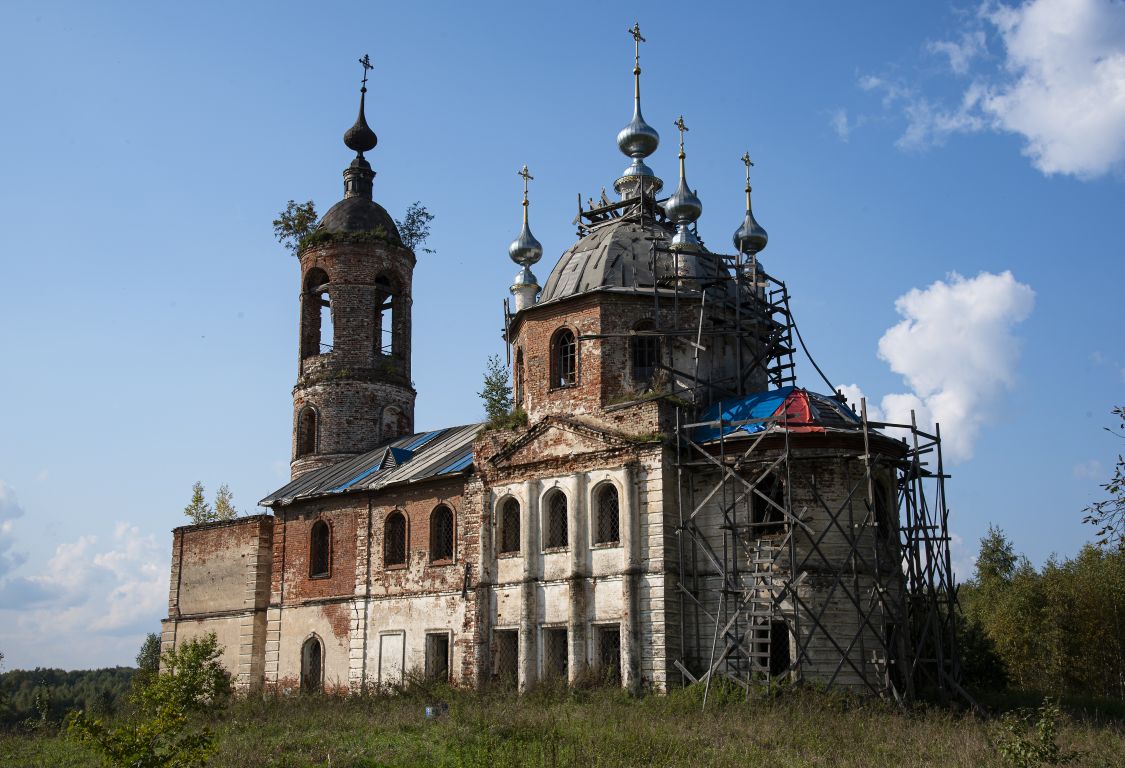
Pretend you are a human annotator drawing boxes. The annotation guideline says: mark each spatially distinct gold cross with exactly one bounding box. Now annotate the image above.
[518,165,533,205]
[675,115,689,152]
[358,54,373,88]
[629,23,645,69]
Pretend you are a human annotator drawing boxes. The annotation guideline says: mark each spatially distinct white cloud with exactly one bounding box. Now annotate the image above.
[1073,458,1105,478]
[0,522,167,668]
[847,272,1034,463]
[864,0,1125,178]
[0,480,27,580]
[928,29,988,74]
[983,0,1125,177]
[830,108,852,142]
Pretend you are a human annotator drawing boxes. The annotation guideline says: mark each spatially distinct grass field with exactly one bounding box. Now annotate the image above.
[2,684,1123,767]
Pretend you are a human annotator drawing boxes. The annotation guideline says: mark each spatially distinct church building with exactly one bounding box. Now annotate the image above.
[162,29,960,700]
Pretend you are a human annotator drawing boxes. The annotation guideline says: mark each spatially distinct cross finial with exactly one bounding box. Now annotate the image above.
[675,115,689,153]
[358,54,373,89]
[629,22,645,71]
[518,165,534,205]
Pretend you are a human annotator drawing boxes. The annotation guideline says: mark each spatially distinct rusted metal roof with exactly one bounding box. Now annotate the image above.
[259,423,480,507]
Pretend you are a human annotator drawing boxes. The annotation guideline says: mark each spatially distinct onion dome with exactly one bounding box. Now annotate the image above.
[733,151,768,255]
[614,24,663,198]
[665,116,703,250]
[343,87,377,156]
[509,166,541,312]
[508,166,543,267]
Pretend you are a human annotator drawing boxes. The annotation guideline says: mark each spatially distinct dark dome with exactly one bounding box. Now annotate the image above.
[539,218,730,303]
[318,196,401,242]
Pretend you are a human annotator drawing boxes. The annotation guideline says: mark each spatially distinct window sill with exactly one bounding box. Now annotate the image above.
[309,572,331,580]
[590,542,622,550]
[541,546,569,554]
[549,383,577,391]
[497,551,521,559]
[385,563,408,571]
[428,559,455,567]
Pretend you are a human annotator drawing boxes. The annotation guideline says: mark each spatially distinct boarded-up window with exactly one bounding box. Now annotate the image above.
[384,512,407,566]
[309,520,330,578]
[544,491,568,549]
[595,484,620,545]
[430,505,454,562]
[499,498,520,554]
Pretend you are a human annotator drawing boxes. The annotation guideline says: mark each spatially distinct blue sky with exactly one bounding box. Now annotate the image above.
[1,0,1123,669]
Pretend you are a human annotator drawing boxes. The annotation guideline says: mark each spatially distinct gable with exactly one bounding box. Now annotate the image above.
[488,416,636,468]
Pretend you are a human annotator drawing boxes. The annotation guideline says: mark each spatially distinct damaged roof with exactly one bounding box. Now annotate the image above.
[259,423,480,507]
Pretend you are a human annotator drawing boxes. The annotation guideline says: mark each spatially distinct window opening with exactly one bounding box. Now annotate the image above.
[384,512,407,566]
[543,627,568,679]
[375,276,394,357]
[597,625,622,683]
[300,636,323,693]
[430,505,454,562]
[544,491,568,549]
[309,520,330,578]
[594,484,620,545]
[296,407,317,458]
[493,629,519,686]
[631,322,660,387]
[499,498,521,554]
[769,620,791,677]
[552,328,577,388]
[750,471,786,534]
[300,268,332,358]
[514,349,525,407]
[873,480,893,541]
[425,633,450,682]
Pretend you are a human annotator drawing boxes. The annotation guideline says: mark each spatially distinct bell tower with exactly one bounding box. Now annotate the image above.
[291,56,416,480]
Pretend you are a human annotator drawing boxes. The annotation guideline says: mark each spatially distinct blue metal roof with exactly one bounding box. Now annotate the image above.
[259,423,480,506]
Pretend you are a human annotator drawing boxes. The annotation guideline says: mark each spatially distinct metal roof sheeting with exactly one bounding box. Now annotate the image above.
[259,423,481,506]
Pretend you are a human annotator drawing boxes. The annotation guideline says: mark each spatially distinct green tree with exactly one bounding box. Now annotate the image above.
[69,633,230,768]
[395,201,435,253]
[213,484,237,521]
[1082,405,1125,548]
[183,482,213,525]
[272,199,319,256]
[976,524,1018,583]
[478,354,513,424]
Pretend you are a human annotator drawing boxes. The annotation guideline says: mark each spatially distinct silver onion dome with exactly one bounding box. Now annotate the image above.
[509,165,543,266]
[666,116,702,249]
[614,24,663,198]
[733,152,768,255]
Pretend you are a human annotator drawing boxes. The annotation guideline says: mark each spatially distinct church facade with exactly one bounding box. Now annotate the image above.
[162,33,958,699]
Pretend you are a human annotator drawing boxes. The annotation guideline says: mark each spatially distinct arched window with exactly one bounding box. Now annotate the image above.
[309,520,330,578]
[300,636,323,693]
[751,472,786,535]
[498,498,520,555]
[544,490,568,549]
[631,321,660,388]
[594,484,620,545]
[430,505,454,562]
[296,406,317,458]
[514,349,525,408]
[374,276,395,357]
[873,480,894,541]
[551,328,577,388]
[384,511,407,567]
[301,268,332,358]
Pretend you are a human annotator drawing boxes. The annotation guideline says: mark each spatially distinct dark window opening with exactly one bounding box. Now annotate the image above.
[430,505,454,562]
[296,407,318,458]
[300,636,323,693]
[596,625,622,684]
[768,621,791,676]
[384,512,407,567]
[751,472,786,535]
[544,491,568,549]
[514,349,525,408]
[543,627,568,679]
[631,322,660,387]
[499,498,521,555]
[375,276,395,357]
[493,629,518,686]
[552,328,577,388]
[425,633,450,682]
[309,520,330,578]
[300,268,332,358]
[594,484,620,545]
[873,480,894,541]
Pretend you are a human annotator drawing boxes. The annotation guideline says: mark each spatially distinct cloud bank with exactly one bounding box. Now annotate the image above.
[842,271,1035,463]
